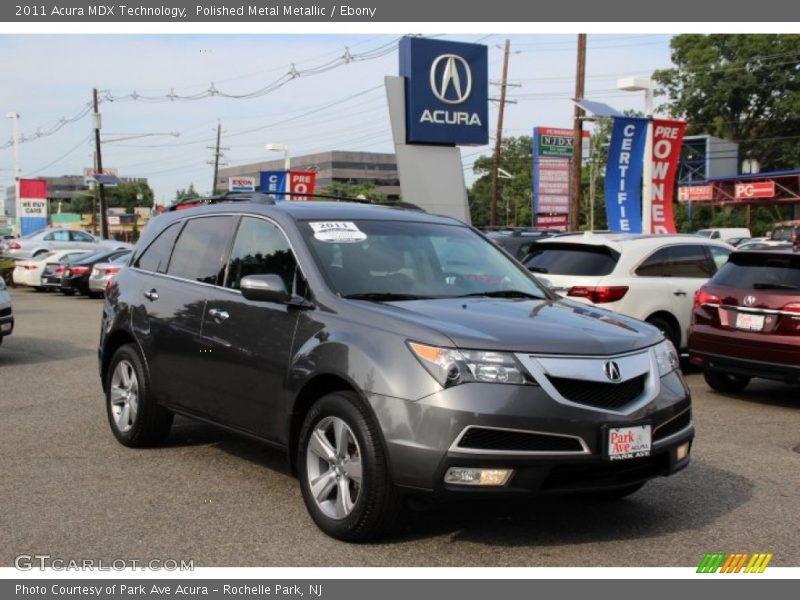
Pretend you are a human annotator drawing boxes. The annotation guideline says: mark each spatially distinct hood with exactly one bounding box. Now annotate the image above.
[359,296,660,355]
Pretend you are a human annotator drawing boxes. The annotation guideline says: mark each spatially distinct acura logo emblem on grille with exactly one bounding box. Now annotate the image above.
[604,361,622,382]
[744,295,757,306]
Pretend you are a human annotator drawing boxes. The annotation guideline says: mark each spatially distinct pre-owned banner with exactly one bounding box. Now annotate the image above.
[604,117,648,233]
[650,119,687,234]
[289,171,317,201]
[19,179,48,236]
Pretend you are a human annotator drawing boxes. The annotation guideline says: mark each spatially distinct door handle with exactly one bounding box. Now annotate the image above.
[143,289,159,301]
[208,308,230,322]
[673,290,687,296]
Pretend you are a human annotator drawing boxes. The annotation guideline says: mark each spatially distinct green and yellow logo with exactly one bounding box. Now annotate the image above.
[697,552,773,573]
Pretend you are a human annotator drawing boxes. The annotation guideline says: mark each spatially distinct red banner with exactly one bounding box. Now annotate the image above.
[649,119,686,234]
[289,171,317,201]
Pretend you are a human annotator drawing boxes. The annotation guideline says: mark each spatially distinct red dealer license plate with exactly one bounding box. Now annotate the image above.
[608,425,651,461]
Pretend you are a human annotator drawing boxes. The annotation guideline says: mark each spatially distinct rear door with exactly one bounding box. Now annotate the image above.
[195,216,307,439]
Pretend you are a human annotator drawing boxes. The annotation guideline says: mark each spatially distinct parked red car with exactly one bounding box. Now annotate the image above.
[688,248,800,393]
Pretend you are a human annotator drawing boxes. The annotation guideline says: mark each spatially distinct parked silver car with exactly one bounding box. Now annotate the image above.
[88,251,131,295]
[0,277,13,345]
[4,228,131,260]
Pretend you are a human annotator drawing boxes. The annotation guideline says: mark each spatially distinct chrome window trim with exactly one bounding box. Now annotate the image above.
[449,425,590,456]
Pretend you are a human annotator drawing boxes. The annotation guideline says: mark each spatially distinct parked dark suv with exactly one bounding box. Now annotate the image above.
[688,248,800,392]
[99,200,693,541]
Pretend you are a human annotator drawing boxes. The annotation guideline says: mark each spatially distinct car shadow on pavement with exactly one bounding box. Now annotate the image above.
[164,417,292,476]
[386,461,752,546]
[0,335,94,366]
[707,384,800,410]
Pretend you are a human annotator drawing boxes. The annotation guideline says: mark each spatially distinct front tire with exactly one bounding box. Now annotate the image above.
[105,344,173,447]
[298,391,400,542]
[703,368,750,393]
[646,315,680,350]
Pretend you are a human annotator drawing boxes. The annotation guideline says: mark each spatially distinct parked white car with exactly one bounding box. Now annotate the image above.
[12,249,92,289]
[4,228,131,260]
[523,233,733,349]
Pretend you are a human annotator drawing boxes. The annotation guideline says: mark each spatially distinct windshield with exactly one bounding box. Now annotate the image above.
[300,219,550,300]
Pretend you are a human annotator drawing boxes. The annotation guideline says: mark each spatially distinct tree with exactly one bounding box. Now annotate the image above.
[318,181,387,202]
[469,136,533,227]
[175,184,199,200]
[654,34,800,171]
[105,181,154,213]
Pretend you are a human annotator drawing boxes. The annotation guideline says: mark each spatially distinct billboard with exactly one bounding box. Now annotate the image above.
[735,181,775,200]
[534,127,591,159]
[399,37,488,145]
[678,186,714,202]
[19,179,48,236]
[228,176,256,192]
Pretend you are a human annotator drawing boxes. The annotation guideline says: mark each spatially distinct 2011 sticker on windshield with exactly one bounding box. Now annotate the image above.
[310,222,367,243]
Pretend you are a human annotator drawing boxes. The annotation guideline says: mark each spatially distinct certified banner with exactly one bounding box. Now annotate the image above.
[650,119,687,234]
[18,178,48,236]
[604,117,647,233]
[259,171,288,199]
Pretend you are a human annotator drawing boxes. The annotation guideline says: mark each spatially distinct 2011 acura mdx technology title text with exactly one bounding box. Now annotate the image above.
[99,199,693,541]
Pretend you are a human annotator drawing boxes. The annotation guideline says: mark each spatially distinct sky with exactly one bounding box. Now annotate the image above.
[0,33,674,206]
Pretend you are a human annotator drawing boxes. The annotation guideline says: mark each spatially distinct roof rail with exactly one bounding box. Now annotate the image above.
[166,190,424,212]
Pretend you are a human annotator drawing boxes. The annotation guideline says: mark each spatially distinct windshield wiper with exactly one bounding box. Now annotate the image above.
[752,282,800,290]
[456,290,542,299]
[342,292,432,301]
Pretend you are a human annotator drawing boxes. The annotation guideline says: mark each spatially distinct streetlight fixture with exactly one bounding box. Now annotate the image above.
[617,77,655,234]
[265,143,290,197]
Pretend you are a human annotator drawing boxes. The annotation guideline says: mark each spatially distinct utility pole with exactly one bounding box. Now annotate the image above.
[208,122,227,195]
[490,39,511,227]
[569,34,587,231]
[6,112,21,236]
[92,88,109,239]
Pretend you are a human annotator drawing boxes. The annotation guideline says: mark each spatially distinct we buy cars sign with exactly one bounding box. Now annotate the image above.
[289,171,317,201]
[735,181,775,200]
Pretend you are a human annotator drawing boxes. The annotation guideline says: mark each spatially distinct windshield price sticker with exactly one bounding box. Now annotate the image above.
[608,425,651,460]
[310,222,367,243]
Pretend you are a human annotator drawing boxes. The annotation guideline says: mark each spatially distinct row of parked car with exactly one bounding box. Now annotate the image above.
[485,224,798,395]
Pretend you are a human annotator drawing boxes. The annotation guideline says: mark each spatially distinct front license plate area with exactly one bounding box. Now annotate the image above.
[607,425,651,461]
[735,312,765,331]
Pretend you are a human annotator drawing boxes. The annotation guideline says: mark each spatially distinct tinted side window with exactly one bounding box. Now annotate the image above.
[708,246,732,272]
[167,216,235,285]
[635,247,669,277]
[225,217,306,295]
[45,231,70,242]
[70,231,94,242]
[135,221,183,274]
[662,245,714,277]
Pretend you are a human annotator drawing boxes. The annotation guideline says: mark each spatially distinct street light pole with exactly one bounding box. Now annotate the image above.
[6,112,21,236]
[617,77,654,234]
[266,143,290,197]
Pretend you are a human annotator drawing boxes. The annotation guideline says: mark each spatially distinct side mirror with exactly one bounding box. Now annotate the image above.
[240,274,290,303]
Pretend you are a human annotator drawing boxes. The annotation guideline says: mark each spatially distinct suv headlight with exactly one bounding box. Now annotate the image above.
[653,339,679,376]
[408,342,532,387]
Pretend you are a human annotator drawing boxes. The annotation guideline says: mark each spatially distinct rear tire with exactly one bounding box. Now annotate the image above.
[297,391,401,542]
[703,368,750,393]
[105,343,173,447]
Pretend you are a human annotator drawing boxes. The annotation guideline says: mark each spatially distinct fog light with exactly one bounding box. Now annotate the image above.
[444,467,513,486]
[676,442,690,461]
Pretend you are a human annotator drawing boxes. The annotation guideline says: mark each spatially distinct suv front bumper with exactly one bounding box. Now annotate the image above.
[367,370,692,496]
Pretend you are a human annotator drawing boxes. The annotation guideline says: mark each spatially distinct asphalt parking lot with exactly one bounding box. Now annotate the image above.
[1,287,799,567]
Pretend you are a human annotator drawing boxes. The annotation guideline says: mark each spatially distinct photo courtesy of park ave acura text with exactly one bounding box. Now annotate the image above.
[1,27,799,569]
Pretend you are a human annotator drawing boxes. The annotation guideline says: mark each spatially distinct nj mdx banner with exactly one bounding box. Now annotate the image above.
[399,37,488,146]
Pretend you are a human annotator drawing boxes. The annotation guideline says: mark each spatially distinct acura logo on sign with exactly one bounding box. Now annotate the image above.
[430,54,472,104]
[604,361,622,382]
[744,295,757,306]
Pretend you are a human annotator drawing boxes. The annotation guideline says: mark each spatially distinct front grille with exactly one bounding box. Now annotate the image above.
[654,409,692,441]
[543,453,670,492]
[547,373,647,410]
[457,427,584,453]
[0,307,11,318]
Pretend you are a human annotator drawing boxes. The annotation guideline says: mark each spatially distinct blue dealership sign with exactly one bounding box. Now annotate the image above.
[259,170,287,199]
[399,37,488,146]
[604,116,648,232]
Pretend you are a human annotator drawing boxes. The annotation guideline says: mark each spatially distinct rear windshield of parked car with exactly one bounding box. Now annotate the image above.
[711,252,800,289]
[523,244,619,276]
